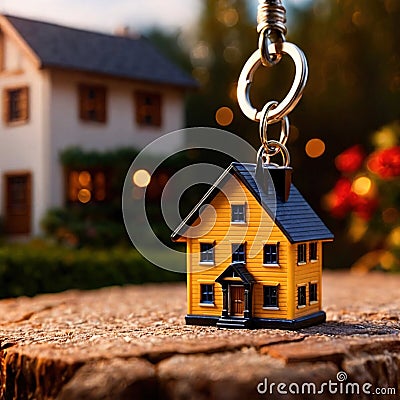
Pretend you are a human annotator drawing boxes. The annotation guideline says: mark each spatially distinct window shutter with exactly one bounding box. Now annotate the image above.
[97,87,107,123]
[79,85,88,120]
[152,94,161,126]
[134,91,162,127]
[19,87,29,121]
[2,88,9,123]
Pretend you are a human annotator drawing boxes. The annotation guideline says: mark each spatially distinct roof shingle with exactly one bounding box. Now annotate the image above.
[4,15,197,88]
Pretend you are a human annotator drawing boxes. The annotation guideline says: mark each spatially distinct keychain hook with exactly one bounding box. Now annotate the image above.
[257,0,287,67]
[237,41,308,124]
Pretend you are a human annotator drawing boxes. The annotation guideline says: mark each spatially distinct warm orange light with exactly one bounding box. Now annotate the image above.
[78,189,91,203]
[229,83,237,101]
[215,106,234,126]
[305,138,326,158]
[78,171,91,187]
[352,176,372,196]
[133,169,151,188]
[389,227,400,247]
[217,8,239,27]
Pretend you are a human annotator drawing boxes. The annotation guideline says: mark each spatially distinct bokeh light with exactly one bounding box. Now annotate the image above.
[78,171,91,186]
[78,189,91,204]
[352,176,372,196]
[133,169,151,188]
[305,138,326,158]
[215,106,234,126]
[217,8,239,27]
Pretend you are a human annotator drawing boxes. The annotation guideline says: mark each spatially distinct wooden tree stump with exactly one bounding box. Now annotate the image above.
[0,271,399,399]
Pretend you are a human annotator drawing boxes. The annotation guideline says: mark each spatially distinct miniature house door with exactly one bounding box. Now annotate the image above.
[4,172,32,234]
[230,285,244,316]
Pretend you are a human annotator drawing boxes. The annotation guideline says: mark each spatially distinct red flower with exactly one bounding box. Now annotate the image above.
[327,178,378,221]
[328,178,353,218]
[367,146,400,179]
[335,145,365,173]
[351,196,379,221]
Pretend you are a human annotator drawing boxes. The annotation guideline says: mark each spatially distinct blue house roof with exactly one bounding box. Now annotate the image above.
[171,162,334,243]
[4,15,197,89]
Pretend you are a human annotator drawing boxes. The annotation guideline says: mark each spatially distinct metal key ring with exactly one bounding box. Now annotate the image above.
[237,41,308,124]
[259,101,290,156]
[257,141,290,167]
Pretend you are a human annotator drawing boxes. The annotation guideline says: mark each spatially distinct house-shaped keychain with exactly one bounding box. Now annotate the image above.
[171,162,333,329]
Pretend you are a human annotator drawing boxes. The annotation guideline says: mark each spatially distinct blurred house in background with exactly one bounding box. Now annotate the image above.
[0,14,196,236]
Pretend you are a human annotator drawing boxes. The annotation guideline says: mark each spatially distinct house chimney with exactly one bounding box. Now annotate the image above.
[255,159,292,202]
[114,26,141,39]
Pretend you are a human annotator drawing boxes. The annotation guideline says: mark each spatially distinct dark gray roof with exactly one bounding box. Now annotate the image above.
[171,162,334,243]
[4,15,197,88]
[216,263,257,285]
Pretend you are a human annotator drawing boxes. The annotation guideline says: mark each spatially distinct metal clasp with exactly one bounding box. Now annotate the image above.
[237,41,308,125]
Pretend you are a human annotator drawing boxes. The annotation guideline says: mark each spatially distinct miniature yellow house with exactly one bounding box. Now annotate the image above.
[171,162,334,329]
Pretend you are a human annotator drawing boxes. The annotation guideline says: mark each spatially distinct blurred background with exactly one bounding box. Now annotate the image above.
[0,0,399,297]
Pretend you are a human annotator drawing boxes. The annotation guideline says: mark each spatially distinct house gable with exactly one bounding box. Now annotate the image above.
[172,162,334,244]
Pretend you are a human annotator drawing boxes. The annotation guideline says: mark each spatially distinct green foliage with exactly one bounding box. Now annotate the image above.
[41,206,127,247]
[0,243,184,299]
[60,147,139,169]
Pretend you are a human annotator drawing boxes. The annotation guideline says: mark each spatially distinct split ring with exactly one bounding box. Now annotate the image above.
[237,41,308,124]
[259,101,290,156]
[257,141,290,167]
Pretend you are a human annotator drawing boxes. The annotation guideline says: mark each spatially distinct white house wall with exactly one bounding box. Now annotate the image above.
[0,32,49,235]
[48,69,186,209]
[0,24,187,236]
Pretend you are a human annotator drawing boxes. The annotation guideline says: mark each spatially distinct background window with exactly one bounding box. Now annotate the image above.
[135,91,162,126]
[231,204,245,222]
[309,242,318,261]
[232,243,246,263]
[309,283,318,302]
[298,286,306,307]
[297,243,307,264]
[3,87,29,123]
[200,284,214,304]
[263,244,278,264]
[67,169,107,204]
[79,84,107,122]
[200,243,214,263]
[263,286,278,308]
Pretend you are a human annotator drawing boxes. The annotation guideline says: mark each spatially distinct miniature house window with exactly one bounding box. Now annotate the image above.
[199,243,214,264]
[232,243,246,263]
[66,169,107,204]
[231,204,246,223]
[263,285,279,308]
[79,84,107,123]
[297,286,306,308]
[309,242,318,262]
[297,243,307,264]
[135,91,162,127]
[3,87,29,124]
[263,244,279,265]
[200,284,214,304]
[309,283,318,303]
